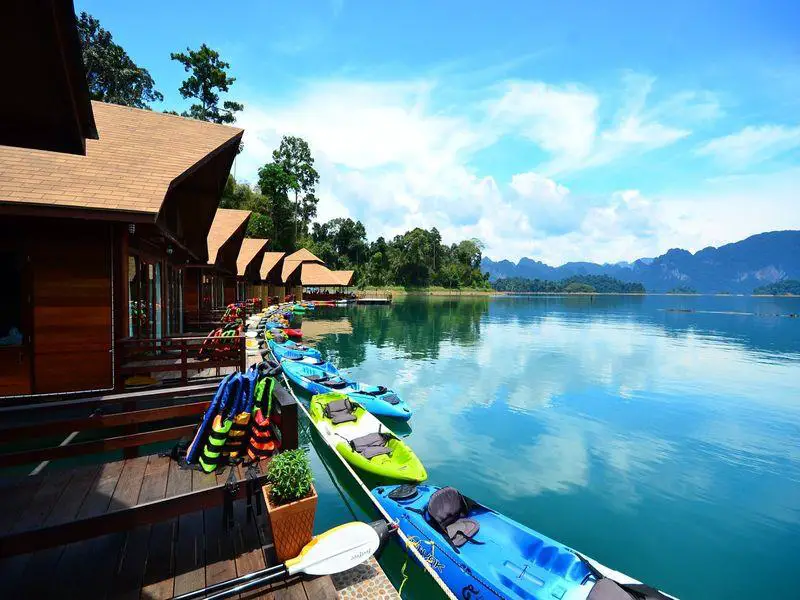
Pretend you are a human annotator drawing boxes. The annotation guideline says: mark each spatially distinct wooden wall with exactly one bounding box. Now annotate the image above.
[30,220,113,394]
[223,277,235,305]
[183,268,200,323]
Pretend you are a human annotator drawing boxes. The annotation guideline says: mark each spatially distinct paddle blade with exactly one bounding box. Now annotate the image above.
[285,522,380,576]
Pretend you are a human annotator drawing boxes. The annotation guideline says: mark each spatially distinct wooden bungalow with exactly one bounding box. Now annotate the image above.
[280,248,328,300]
[235,238,270,302]
[0,8,328,600]
[0,17,243,399]
[255,252,287,304]
[183,208,251,328]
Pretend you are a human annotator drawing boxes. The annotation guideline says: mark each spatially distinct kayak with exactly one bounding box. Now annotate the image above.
[268,338,322,360]
[373,484,674,600]
[310,393,426,482]
[281,360,412,420]
[284,328,302,339]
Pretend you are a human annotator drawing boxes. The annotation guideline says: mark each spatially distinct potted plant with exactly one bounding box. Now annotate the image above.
[263,448,317,562]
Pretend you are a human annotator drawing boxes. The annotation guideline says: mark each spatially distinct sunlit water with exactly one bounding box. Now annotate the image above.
[297,295,800,600]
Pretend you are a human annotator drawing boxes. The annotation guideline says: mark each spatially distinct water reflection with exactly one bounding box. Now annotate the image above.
[306,296,800,600]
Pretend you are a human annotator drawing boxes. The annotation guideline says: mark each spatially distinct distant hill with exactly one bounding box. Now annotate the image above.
[753,279,800,295]
[482,230,800,293]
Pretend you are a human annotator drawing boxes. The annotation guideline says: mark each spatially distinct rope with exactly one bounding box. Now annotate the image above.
[273,353,458,600]
[398,555,410,596]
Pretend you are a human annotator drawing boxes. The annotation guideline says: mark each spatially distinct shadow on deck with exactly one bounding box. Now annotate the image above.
[0,456,336,599]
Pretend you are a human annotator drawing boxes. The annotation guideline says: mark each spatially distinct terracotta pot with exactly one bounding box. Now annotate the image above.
[263,483,318,562]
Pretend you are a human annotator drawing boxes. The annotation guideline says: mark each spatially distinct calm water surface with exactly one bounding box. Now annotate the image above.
[299,295,800,600]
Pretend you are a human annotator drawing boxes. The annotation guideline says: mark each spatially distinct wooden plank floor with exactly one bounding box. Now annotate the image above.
[0,457,337,600]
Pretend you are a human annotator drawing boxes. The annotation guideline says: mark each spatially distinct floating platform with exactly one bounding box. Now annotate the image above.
[356,297,392,305]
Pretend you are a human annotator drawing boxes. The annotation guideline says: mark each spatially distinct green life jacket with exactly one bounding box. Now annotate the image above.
[199,414,232,473]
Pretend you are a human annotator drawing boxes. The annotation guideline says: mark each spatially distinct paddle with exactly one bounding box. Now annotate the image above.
[171,521,389,600]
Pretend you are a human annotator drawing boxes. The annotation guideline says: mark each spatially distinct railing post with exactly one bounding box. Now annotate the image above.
[180,341,188,385]
[239,335,247,373]
[273,382,298,450]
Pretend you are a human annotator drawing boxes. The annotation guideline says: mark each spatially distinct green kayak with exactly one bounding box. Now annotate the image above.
[309,392,427,483]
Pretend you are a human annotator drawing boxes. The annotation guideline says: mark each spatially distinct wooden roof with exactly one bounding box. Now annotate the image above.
[284,248,323,263]
[260,252,286,280]
[281,248,324,282]
[207,209,251,272]
[0,102,242,216]
[1,0,97,154]
[236,238,270,277]
[300,263,346,286]
[333,270,355,286]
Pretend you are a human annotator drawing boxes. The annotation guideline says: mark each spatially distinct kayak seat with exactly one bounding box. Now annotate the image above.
[427,487,481,549]
[350,432,392,460]
[326,379,349,389]
[306,374,331,383]
[445,518,480,548]
[361,385,388,397]
[380,392,401,405]
[324,398,358,425]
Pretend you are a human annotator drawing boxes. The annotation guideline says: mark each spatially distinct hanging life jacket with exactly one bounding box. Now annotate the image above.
[186,373,233,464]
[221,367,259,460]
[199,374,241,473]
[247,376,279,462]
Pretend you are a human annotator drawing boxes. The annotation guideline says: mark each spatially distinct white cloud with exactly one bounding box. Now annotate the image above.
[489,81,598,160]
[695,124,800,169]
[231,73,794,266]
[510,172,569,203]
[489,73,706,175]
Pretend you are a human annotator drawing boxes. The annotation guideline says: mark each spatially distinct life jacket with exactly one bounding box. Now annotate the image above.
[247,376,279,461]
[199,374,241,473]
[186,373,233,463]
[199,327,223,358]
[220,367,260,459]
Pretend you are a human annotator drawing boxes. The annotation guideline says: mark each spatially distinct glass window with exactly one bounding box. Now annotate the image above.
[166,265,185,335]
[0,250,24,346]
[201,272,212,311]
[128,254,141,338]
[154,262,162,339]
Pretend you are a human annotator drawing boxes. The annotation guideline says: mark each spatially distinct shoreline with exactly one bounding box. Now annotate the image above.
[357,288,800,298]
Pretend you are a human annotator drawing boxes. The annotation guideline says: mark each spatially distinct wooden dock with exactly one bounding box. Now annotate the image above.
[355,298,392,305]
[0,456,337,599]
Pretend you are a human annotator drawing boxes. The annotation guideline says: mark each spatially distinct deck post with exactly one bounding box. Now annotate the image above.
[180,342,188,384]
[273,382,298,450]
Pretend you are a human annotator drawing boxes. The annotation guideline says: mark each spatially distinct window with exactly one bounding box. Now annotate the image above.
[166,265,184,335]
[128,253,166,339]
[0,250,24,346]
[237,280,248,302]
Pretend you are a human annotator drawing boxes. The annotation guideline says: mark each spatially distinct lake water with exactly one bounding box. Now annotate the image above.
[298,295,800,600]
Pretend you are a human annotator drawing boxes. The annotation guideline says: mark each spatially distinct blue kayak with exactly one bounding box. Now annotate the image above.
[282,360,412,420]
[269,339,322,360]
[374,484,599,600]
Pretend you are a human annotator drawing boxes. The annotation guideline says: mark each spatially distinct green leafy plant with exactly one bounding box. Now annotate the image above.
[267,449,313,505]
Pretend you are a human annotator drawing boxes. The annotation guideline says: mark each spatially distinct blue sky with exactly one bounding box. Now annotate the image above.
[78,0,800,264]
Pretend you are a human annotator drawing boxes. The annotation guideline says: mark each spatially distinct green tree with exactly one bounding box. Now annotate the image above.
[257,163,296,251]
[299,193,318,236]
[77,12,163,109]
[271,136,320,239]
[170,44,243,123]
[247,213,273,239]
[563,282,596,293]
[312,218,368,269]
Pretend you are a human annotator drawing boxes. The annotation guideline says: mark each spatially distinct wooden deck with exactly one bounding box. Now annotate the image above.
[0,456,336,599]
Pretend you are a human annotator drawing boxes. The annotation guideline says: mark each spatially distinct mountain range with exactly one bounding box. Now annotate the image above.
[481,230,800,293]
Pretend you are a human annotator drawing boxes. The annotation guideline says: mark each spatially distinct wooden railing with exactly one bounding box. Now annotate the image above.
[118,335,246,388]
[0,378,298,557]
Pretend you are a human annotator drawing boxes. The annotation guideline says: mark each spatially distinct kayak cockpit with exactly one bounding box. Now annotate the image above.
[375,484,596,600]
